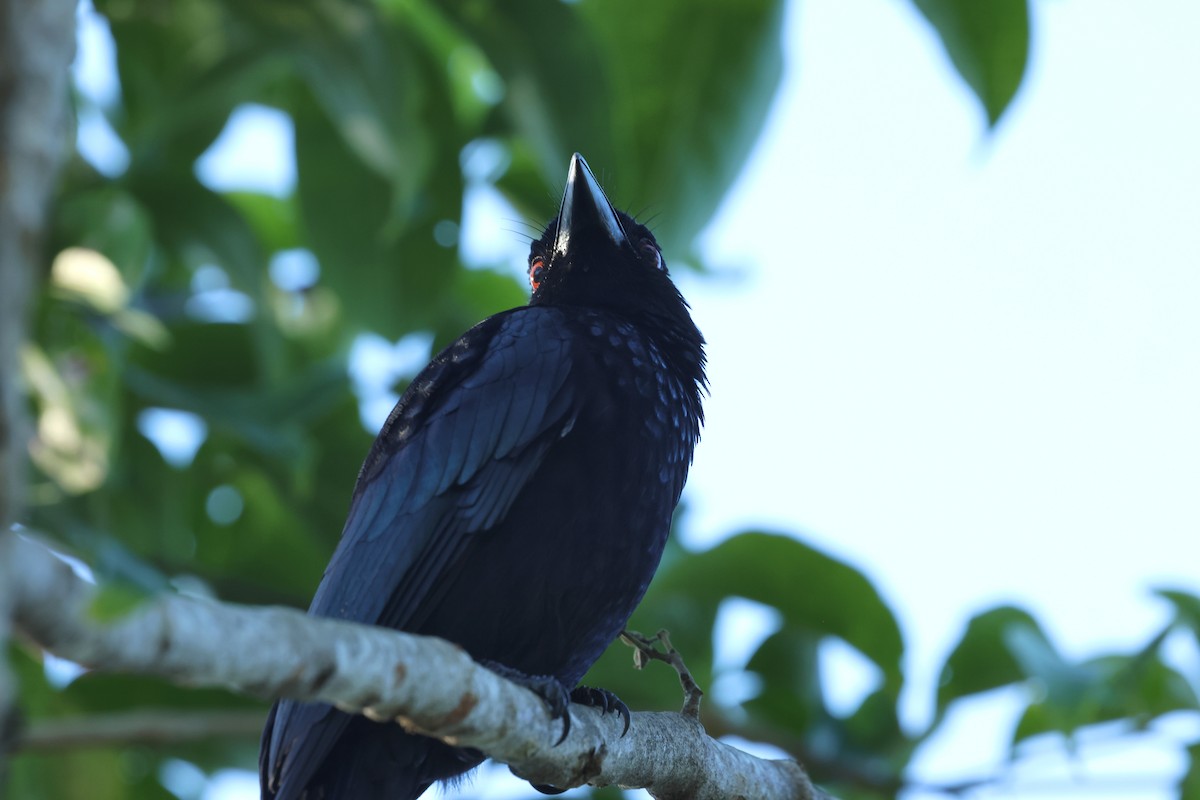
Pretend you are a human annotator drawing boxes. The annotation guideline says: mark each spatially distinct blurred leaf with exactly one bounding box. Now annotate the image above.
[52,187,155,292]
[744,627,823,733]
[280,3,431,194]
[935,605,1049,715]
[87,582,152,622]
[437,267,530,342]
[1157,587,1200,635]
[1014,648,1199,745]
[223,191,300,254]
[128,174,268,304]
[910,0,1030,126]
[10,749,156,800]
[648,532,905,696]
[1093,648,1199,722]
[1004,622,1075,693]
[489,138,558,228]
[377,0,501,129]
[101,0,284,165]
[292,87,463,339]
[454,0,616,195]
[577,0,785,258]
[1010,700,1056,747]
[59,673,259,717]
[191,463,331,598]
[844,686,904,754]
[22,339,118,497]
[473,0,785,261]
[9,645,64,718]
[130,322,259,388]
[123,357,349,461]
[1183,741,1200,800]
[8,647,243,798]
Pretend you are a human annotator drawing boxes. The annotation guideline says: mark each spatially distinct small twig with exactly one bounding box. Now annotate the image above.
[620,629,704,720]
[17,708,267,753]
[0,538,15,786]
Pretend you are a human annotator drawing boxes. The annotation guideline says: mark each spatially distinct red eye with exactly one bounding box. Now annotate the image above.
[529,256,546,291]
[640,241,664,271]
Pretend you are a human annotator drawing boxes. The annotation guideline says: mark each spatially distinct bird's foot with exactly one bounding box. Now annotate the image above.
[569,685,631,736]
[523,685,630,796]
[480,661,572,744]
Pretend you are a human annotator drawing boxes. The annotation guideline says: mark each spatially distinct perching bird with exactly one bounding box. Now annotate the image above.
[260,153,706,799]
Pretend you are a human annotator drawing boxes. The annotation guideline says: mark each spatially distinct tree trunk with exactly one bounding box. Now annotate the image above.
[0,0,77,792]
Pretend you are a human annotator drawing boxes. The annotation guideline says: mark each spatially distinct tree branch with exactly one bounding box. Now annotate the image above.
[3,533,834,800]
[0,0,74,532]
[0,1,75,791]
[17,709,267,753]
[0,533,14,796]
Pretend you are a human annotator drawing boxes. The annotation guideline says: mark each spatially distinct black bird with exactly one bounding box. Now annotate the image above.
[260,153,706,799]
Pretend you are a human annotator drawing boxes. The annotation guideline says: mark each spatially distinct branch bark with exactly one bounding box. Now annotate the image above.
[0,2,77,793]
[4,533,834,800]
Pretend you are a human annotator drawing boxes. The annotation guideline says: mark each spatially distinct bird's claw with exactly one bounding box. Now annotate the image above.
[531,783,569,795]
[569,685,631,736]
[529,686,630,796]
[481,661,633,746]
[480,661,573,744]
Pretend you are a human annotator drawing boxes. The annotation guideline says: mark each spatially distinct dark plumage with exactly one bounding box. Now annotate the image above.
[260,153,706,799]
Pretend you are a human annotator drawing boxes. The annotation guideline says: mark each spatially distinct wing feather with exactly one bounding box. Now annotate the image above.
[264,307,578,796]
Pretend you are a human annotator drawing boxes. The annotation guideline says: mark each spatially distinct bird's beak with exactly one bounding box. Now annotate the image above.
[553,153,628,260]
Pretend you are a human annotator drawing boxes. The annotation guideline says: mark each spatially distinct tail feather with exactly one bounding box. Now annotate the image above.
[260,700,482,799]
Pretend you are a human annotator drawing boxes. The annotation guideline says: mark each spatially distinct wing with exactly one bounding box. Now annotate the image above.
[313,306,578,623]
[262,307,579,797]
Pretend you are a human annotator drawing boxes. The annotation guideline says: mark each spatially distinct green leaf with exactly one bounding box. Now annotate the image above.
[744,627,824,732]
[103,0,284,165]
[578,0,785,258]
[9,750,157,800]
[1004,622,1074,691]
[1156,587,1200,635]
[465,0,785,260]
[1010,631,1198,746]
[128,174,268,302]
[223,191,301,255]
[123,358,350,462]
[8,644,65,718]
[7,648,209,800]
[192,464,331,598]
[278,4,432,197]
[130,322,261,389]
[52,187,155,293]
[844,686,904,754]
[910,0,1030,126]
[87,581,152,622]
[1092,651,1199,723]
[437,267,530,341]
[292,88,464,339]
[646,532,904,696]
[935,605,1050,715]
[452,0,616,191]
[1182,741,1200,800]
[378,0,502,129]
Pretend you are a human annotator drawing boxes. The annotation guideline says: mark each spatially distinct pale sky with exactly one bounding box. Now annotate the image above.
[680,1,1200,797]
[71,0,1200,798]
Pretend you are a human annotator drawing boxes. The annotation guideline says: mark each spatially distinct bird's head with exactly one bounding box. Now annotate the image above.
[527,154,690,327]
